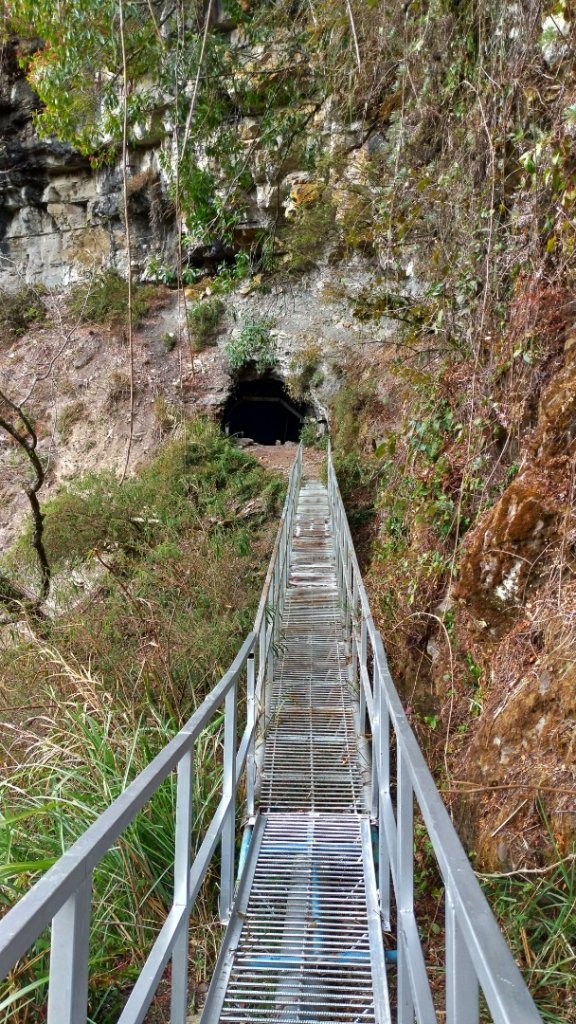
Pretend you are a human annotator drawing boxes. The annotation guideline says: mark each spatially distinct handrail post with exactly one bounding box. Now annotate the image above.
[377,660,391,930]
[344,551,352,651]
[171,747,194,1024]
[397,750,415,1024]
[47,876,92,1024]
[359,616,368,736]
[246,653,256,818]
[350,577,359,683]
[220,678,238,923]
[446,893,479,1024]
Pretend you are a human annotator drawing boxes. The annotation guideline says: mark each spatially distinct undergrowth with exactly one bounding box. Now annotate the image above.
[0,286,47,343]
[0,419,285,1021]
[481,856,576,1022]
[68,269,161,328]
[225,319,276,374]
[187,296,226,351]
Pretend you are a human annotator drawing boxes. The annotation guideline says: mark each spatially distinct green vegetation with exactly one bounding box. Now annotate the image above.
[4,0,576,1017]
[225,319,276,374]
[0,420,284,1020]
[187,296,226,350]
[161,330,177,352]
[299,419,327,450]
[481,856,576,1022]
[68,269,159,327]
[280,197,337,274]
[287,342,323,402]
[0,285,47,343]
[58,400,86,440]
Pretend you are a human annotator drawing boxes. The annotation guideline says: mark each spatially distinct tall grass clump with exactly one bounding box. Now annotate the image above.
[480,846,576,1022]
[0,688,224,1021]
[0,418,285,1021]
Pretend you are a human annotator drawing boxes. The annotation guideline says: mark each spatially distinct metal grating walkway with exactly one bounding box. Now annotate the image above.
[204,476,390,1024]
[259,481,366,813]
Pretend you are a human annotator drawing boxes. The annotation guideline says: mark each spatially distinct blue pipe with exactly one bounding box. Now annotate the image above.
[237,824,253,882]
[244,950,398,966]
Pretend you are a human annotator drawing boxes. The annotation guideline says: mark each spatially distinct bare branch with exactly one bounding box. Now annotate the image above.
[0,393,51,601]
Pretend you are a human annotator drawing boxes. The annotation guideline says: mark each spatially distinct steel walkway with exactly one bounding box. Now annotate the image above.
[202,478,389,1023]
[0,446,544,1024]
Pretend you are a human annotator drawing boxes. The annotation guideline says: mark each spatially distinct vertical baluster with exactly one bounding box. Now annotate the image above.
[358,616,367,736]
[446,893,479,1024]
[397,750,415,1024]
[272,559,280,642]
[47,876,92,1024]
[246,653,256,818]
[350,577,359,683]
[171,747,194,1024]
[278,520,284,614]
[370,639,380,823]
[378,696,391,930]
[344,553,353,653]
[266,583,274,700]
[220,678,238,923]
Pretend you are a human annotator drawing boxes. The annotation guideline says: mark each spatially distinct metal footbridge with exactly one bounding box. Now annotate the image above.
[0,447,543,1024]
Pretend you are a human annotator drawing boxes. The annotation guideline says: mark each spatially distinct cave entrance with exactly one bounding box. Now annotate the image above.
[223,377,309,446]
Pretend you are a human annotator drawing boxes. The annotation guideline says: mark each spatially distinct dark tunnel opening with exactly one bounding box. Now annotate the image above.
[222,377,311,446]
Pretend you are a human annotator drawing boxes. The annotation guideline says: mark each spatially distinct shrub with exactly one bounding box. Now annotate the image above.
[300,418,328,449]
[68,269,159,327]
[161,331,177,352]
[107,370,132,405]
[0,285,47,343]
[153,394,177,432]
[187,296,225,350]
[287,341,323,401]
[279,198,337,274]
[58,400,86,440]
[225,318,276,373]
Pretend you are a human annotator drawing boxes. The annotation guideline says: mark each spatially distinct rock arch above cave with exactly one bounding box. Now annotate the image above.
[222,377,311,446]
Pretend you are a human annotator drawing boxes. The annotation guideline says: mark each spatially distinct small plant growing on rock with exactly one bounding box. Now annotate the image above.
[187,296,225,350]
[0,284,47,343]
[69,269,159,328]
[161,331,177,352]
[153,395,178,433]
[107,370,132,405]
[287,340,323,401]
[59,400,86,440]
[225,318,276,373]
[300,418,327,449]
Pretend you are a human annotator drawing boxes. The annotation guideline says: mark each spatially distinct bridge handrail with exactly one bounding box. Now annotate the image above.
[0,443,304,1024]
[327,446,542,1024]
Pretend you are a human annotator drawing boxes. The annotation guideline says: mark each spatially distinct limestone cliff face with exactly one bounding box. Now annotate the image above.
[0,39,175,291]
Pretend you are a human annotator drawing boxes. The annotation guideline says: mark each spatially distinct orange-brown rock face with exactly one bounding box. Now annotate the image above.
[457,340,576,632]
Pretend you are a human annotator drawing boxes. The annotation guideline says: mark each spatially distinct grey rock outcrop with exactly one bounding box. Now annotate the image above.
[0,38,176,291]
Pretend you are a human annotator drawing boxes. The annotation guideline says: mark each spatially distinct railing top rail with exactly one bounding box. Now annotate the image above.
[0,630,256,979]
[373,636,542,1024]
[327,444,542,1024]
[253,443,302,638]
[326,446,375,624]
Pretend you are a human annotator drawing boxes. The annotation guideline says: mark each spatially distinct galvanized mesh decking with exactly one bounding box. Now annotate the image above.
[259,480,366,814]
[209,475,389,1024]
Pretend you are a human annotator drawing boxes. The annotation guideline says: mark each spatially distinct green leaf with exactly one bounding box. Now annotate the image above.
[0,858,56,880]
